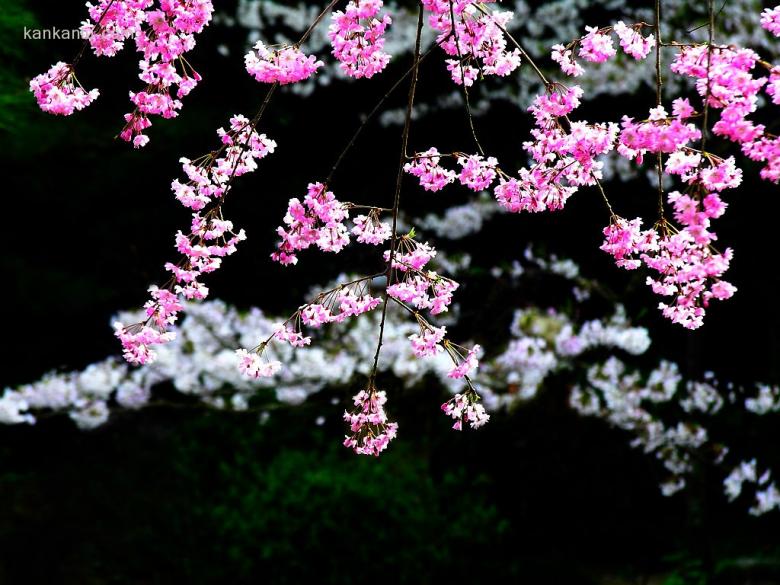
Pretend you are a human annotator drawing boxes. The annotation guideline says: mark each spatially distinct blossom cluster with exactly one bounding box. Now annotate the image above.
[386,237,459,315]
[422,0,521,86]
[352,211,392,244]
[723,459,780,516]
[552,21,655,77]
[672,44,780,184]
[403,148,456,192]
[409,324,446,358]
[343,387,398,455]
[244,41,323,85]
[571,352,778,513]
[236,347,282,379]
[232,276,385,384]
[761,6,780,37]
[441,389,489,430]
[115,114,276,364]
[601,154,739,329]
[328,0,393,79]
[745,384,780,415]
[617,101,701,164]
[81,0,214,148]
[404,148,497,193]
[572,358,709,496]
[271,183,351,266]
[31,0,214,147]
[494,85,617,213]
[29,62,100,116]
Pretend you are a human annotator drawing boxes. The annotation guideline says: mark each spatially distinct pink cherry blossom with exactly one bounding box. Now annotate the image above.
[82,0,150,58]
[600,217,656,270]
[273,323,312,348]
[669,44,780,183]
[612,21,655,60]
[441,391,490,430]
[245,42,323,85]
[617,105,702,164]
[457,154,498,191]
[497,85,616,213]
[579,26,616,63]
[40,0,214,145]
[352,214,391,244]
[343,387,398,456]
[551,44,584,77]
[236,349,282,378]
[640,190,736,329]
[765,68,780,105]
[386,239,437,272]
[272,182,351,266]
[699,157,742,192]
[404,148,457,192]
[409,325,446,358]
[387,271,458,315]
[423,0,521,85]
[113,321,176,366]
[328,0,392,79]
[761,6,780,36]
[29,62,99,116]
[448,345,481,379]
[300,304,333,328]
[334,291,382,320]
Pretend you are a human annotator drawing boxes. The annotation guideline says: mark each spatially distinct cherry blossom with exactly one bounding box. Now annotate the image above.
[273,323,312,348]
[271,182,350,266]
[423,0,521,85]
[343,386,398,455]
[617,103,701,164]
[409,324,446,358]
[441,390,490,430]
[761,5,780,37]
[579,26,616,63]
[600,217,655,270]
[32,0,214,145]
[328,0,392,79]
[496,85,616,213]
[457,154,498,191]
[551,44,584,77]
[447,344,481,379]
[236,349,282,378]
[29,62,99,115]
[404,148,457,192]
[612,21,655,60]
[245,42,323,85]
[352,213,392,245]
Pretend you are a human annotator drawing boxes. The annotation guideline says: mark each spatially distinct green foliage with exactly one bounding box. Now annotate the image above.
[663,553,708,585]
[0,0,39,133]
[176,413,510,584]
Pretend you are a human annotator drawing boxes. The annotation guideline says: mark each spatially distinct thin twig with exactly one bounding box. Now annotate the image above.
[474,3,551,87]
[131,0,340,325]
[701,0,715,153]
[326,41,439,184]
[72,0,118,66]
[449,0,485,155]
[370,4,425,378]
[476,3,616,217]
[655,0,666,220]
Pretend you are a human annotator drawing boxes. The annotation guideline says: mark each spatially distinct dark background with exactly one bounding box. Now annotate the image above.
[1,0,779,583]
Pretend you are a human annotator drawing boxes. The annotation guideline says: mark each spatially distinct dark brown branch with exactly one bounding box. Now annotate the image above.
[370,4,425,378]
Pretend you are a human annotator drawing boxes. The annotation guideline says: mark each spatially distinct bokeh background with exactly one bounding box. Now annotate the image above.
[1,0,780,582]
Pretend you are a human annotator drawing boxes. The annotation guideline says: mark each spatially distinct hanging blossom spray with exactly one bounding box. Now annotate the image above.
[31,0,780,459]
